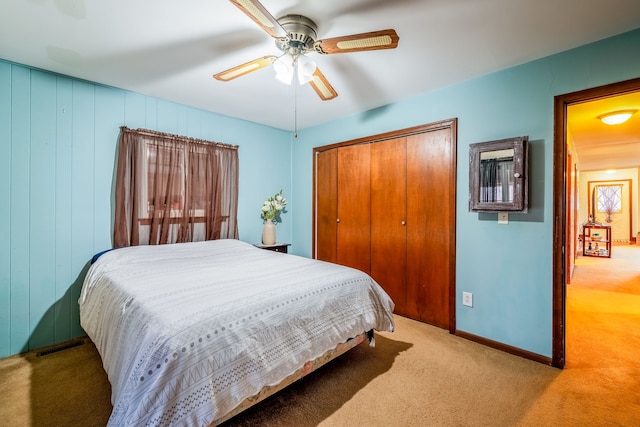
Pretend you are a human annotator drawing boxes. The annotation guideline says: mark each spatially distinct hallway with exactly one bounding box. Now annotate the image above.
[567,243,640,367]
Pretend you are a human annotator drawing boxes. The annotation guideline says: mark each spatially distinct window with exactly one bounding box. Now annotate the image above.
[114,127,239,246]
[597,184,621,223]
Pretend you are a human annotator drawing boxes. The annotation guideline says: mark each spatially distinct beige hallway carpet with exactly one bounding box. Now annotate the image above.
[0,245,638,426]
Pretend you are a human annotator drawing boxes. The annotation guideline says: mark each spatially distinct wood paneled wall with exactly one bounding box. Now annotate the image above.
[0,60,284,358]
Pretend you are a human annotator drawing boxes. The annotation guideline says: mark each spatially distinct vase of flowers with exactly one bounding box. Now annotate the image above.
[260,190,287,245]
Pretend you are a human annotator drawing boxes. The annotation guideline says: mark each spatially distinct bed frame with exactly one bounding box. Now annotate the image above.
[211,332,367,425]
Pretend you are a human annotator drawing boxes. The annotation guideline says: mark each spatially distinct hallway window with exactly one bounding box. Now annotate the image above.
[597,184,621,223]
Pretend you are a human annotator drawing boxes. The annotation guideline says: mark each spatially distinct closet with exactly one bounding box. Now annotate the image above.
[313,121,456,330]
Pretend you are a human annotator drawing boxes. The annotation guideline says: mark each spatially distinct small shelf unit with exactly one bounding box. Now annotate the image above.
[582,224,611,258]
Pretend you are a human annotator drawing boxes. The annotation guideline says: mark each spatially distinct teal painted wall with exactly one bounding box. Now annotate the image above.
[0,61,292,358]
[291,29,640,358]
[2,28,639,360]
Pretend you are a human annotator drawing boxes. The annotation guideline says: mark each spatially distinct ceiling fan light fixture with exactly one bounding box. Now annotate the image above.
[274,55,293,84]
[274,54,317,85]
[598,109,637,125]
[296,55,316,85]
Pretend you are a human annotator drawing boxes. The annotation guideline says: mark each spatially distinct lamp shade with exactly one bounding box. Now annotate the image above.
[297,55,317,85]
[273,55,293,84]
[274,54,317,85]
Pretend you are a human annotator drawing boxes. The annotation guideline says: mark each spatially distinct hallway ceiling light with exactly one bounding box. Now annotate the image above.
[598,109,637,125]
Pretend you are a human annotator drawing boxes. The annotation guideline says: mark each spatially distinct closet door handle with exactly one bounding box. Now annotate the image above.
[401,220,406,225]
[336,218,340,223]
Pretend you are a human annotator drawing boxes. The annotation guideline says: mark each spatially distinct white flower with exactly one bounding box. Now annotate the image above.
[260,190,288,222]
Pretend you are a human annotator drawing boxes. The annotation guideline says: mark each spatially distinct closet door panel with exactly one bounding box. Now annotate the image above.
[337,144,371,274]
[370,137,407,314]
[316,149,338,263]
[313,120,456,331]
[406,129,455,328]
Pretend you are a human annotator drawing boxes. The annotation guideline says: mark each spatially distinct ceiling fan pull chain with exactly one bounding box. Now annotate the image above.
[293,72,298,138]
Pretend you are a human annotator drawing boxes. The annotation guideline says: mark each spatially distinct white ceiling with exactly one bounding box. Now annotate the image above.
[1,0,640,169]
[568,92,640,172]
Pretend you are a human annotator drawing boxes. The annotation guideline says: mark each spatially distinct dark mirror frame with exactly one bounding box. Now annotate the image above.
[469,136,528,212]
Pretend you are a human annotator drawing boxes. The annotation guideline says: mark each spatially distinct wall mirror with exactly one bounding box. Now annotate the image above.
[469,136,528,212]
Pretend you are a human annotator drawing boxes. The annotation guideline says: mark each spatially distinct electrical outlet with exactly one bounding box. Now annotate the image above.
[462,291,473,307]
[498,212,509,224]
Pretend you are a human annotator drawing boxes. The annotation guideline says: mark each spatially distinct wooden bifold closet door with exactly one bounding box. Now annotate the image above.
[370,137,407,314]
[405,129,455,328]
[316,144,371,274]
[314,121,456,331]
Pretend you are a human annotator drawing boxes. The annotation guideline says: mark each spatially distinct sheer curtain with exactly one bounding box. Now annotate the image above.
[114,126,239,247]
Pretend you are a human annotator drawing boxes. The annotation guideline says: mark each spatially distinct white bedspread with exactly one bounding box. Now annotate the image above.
[79,239,394,426]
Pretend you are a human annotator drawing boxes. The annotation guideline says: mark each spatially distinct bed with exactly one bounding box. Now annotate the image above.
[79,239,395,426]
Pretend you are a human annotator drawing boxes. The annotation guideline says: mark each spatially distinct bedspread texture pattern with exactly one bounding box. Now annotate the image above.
[79,239,394,426]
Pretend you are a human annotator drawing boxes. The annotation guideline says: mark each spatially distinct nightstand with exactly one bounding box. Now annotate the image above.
[254,243,291,253]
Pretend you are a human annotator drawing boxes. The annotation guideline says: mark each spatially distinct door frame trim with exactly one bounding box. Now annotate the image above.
[552,77,640,368]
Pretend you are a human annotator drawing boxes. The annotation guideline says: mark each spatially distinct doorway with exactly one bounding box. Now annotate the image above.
[553,77,640,368]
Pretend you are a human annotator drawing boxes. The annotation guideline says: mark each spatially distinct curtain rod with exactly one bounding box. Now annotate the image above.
[120,126,239,150]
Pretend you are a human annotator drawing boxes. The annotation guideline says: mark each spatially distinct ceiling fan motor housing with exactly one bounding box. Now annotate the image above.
[275,14,318,54]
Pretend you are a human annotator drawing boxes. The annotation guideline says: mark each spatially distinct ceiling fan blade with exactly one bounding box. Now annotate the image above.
[230,0,287,39]
[309,68,338,101]
[314,29,399,54]
[213,55,276,81]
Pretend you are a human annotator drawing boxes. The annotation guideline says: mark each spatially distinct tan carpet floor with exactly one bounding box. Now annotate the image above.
[0,245,638,426]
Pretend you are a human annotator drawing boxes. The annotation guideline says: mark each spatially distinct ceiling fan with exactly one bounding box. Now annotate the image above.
[213,0,400,101]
